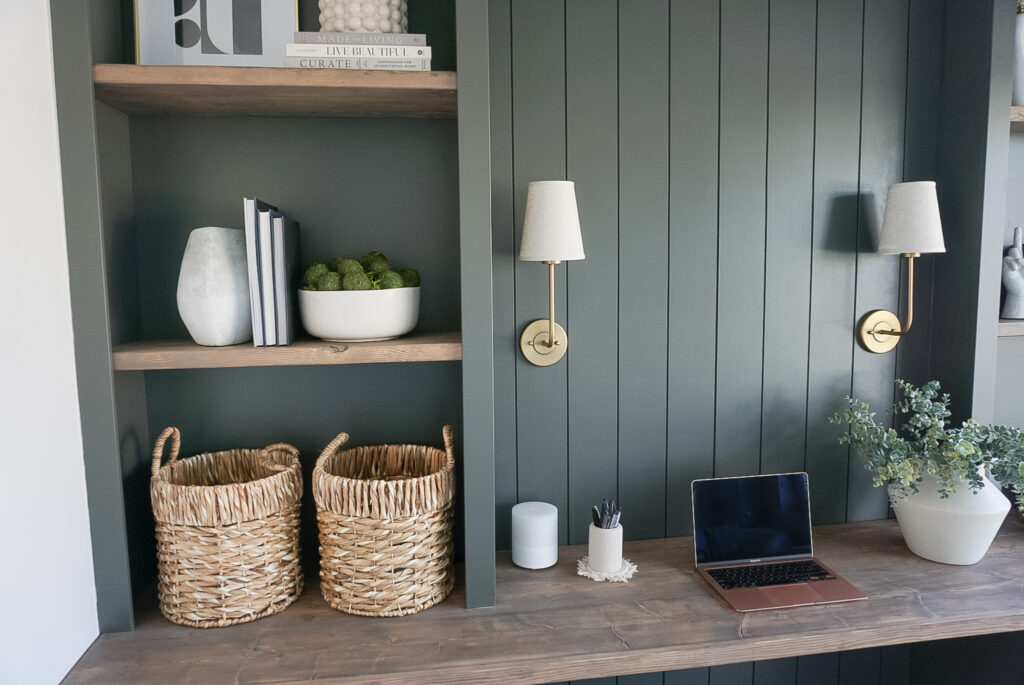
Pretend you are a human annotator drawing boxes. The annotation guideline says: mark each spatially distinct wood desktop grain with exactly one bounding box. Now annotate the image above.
[64,518,1024,684]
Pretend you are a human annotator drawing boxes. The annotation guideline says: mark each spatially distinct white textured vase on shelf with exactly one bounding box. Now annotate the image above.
[1015,8,1024,106]
[176,226,252,347]
[890,469,1010,565]
[318,0,409,33]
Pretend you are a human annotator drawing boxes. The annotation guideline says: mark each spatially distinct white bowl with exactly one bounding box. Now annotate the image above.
[298,287,420,342]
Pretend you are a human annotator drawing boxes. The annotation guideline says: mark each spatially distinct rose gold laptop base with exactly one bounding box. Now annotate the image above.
[698,558,866,612]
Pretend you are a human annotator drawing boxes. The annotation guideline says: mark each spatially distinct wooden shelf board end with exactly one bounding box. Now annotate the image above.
[93,64,457,118]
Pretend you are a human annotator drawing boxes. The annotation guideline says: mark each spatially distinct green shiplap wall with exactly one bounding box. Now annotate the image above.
[489,0,943,683]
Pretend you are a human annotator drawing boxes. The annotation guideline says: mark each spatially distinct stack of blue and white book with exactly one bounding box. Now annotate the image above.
[243,198,301,347]
[284,31,431,71]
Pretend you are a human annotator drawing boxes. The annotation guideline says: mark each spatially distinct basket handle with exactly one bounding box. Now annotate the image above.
[259,442,298,472]
[151,427,181,477]
[315,432,350,472]
[442,425,455,462]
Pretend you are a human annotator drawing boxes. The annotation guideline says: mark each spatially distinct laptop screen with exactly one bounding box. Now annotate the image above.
[692,473,813,566]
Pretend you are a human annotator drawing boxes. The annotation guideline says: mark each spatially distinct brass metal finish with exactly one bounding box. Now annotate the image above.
[857,253,919,354]
[858,310,902,353]
[520,319,568,366]
[521,260,568,366]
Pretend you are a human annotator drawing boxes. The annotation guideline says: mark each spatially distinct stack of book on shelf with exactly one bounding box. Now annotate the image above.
[244,198,301,347]
[284,31,431,71]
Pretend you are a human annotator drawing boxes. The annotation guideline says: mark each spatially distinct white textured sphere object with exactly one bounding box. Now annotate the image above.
[319,0,408,32]
[176,226,252,346]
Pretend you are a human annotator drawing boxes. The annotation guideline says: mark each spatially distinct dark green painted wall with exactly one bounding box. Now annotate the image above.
[490,0,944,683]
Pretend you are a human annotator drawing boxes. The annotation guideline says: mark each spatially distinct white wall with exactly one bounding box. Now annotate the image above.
[0,1,99,683]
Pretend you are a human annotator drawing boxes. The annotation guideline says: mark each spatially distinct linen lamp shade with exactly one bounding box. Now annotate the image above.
[519,181,585,262]
[877,181,946,255]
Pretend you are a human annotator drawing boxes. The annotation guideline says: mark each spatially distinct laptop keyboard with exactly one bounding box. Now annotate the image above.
[707,560,835,590]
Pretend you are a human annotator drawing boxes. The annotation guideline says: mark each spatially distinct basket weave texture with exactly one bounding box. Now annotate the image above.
[313,425,456,617]
[150,427,303,628]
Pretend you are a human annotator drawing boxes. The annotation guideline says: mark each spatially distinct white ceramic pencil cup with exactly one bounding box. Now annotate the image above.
[587,522,623,574]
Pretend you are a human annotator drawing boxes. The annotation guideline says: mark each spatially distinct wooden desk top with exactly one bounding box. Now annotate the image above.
[65,518,1024,684]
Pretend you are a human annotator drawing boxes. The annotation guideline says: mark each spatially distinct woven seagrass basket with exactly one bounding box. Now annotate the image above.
[150,427,304,628]
[313,425,455,617]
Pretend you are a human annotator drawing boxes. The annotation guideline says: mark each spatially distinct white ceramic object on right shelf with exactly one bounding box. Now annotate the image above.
[890,468,1010,565]
[1015,6,1024,106]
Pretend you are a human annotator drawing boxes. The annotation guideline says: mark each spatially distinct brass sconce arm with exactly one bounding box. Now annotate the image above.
[521,260,568,365]
[858,252,919,353]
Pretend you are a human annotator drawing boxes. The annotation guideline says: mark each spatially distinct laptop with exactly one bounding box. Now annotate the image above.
[691,472,866,612]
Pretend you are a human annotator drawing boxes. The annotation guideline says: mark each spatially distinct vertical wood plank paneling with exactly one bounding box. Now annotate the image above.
[804,0,863,526]
[847,0,909,523]
[839,648,881,685]
[511,0,570,540]
[566,0,620,546]
[621,674,665,685]
[796,653,839,685]
[896,0,944,389]
[714,0,768,478]
[666,0,720,539]
[878,644,912,685]
[617,0,670,540]
[666,667,711,685]
[709,662,753,685]
[754,658,798,685]
[490,0,519,551]
[761,0,816,477]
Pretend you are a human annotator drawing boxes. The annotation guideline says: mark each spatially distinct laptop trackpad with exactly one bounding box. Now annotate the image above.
[760,583,823,607]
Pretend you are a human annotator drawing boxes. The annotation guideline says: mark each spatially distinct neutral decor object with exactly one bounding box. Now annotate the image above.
[298,286,420,341]
[578,498,634,581]
[150,427,303,627]
[1015,1,1024,106]
[511,501,558,569]
[1002,226,1024,318]
[518,180,586,366]
[318,0,409,33]
[890,468,1010,565]
[831,379,1024,564]
[858,181,946,354]
[136,0,298,66]
[177,226,252,346]
[313,426,455,616]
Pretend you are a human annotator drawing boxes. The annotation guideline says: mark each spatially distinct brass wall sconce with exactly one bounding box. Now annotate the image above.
[518,181,585,367]
[858,181,946,354]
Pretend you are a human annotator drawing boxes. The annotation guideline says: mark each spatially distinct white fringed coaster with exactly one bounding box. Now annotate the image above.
[577,556,638,582]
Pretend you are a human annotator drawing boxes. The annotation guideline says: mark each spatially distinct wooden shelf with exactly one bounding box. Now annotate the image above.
[64,518,1024,684]
[111,331,462,370]
[1012,105,1024,132]
[93,64,457,118]
[999,319,1024,337]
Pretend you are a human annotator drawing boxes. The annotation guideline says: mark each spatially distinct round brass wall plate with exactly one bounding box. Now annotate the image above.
[858,309,901,354]
[520,319,568,366]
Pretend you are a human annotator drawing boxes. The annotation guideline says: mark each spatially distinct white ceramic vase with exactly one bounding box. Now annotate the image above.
[176,226,252,346]
[1014,12,1024,107]
[890,468,1010,565]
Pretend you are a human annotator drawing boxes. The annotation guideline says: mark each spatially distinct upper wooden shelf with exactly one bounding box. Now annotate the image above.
[92,64,457,118]
[64,518,1024,684]
[112,331,462,370]
[1012,105,1024,132]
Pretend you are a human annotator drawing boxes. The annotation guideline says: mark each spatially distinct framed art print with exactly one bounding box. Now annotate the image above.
[135,0,298,66]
